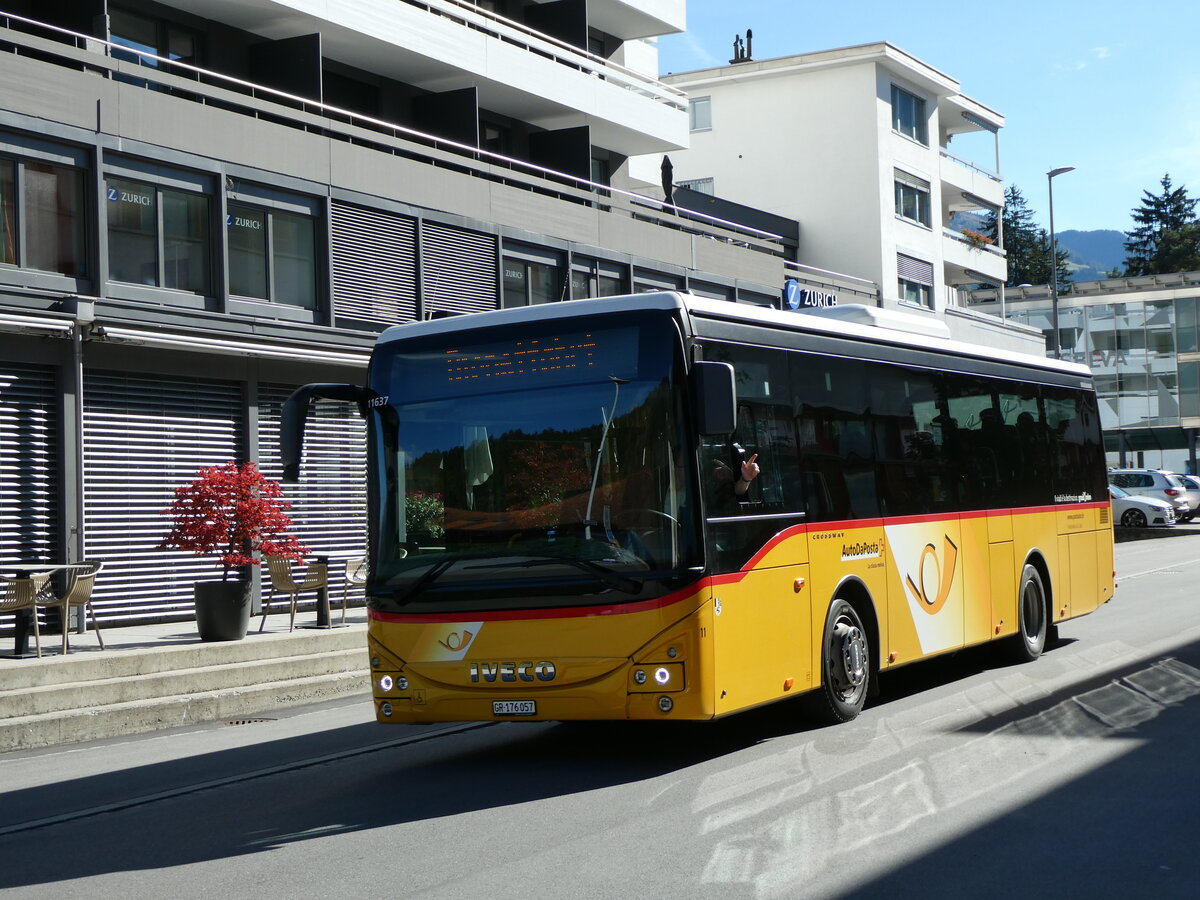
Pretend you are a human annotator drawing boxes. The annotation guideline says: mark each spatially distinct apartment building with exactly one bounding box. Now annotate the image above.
[0,0,800,630]
[656,42,1021,345]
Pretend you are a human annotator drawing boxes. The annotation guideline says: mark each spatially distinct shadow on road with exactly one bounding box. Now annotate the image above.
[3,635,1198,894]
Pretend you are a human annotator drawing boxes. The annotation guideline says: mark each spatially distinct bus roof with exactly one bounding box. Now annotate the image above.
[376,292,1091,380]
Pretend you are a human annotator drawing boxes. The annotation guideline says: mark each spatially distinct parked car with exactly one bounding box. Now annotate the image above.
[1108,484,1177,528]
[1108,468,1195,521]
[1163,472,1200,520]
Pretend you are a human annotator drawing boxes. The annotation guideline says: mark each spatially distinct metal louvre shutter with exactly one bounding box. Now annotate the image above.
[258,384,367,612]
[423,222,498,315]
[83,373,242,624]
[897,253,934,286]
[331,201,418,325]
[0,364,57,636]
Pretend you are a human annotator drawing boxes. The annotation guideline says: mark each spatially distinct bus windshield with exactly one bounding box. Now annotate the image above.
[368,310,701,612]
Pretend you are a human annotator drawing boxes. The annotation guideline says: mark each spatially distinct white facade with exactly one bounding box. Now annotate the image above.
[656,42,1012,328]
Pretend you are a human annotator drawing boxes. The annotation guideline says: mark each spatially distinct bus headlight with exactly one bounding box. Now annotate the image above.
[658,696,674,713]
[380,702,393,717]
[379,675,394,691]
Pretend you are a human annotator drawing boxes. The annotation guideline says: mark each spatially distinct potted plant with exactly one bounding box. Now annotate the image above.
[160,461,307,641]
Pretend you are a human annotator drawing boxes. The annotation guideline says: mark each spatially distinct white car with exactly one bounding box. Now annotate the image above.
[1109,484,1176,528]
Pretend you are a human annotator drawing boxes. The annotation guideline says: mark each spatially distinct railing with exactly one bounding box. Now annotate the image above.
[0,11,783,256]
[939,147,1001,182]
[424,0,687,110]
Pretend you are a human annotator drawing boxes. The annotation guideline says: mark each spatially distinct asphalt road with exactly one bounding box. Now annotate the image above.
[2,536,1198,899]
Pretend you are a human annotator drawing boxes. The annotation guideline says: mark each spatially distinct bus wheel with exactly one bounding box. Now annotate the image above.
[1010,564,1048,662]
[812,599,870,723]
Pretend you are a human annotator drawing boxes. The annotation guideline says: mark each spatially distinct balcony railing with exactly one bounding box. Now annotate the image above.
[0,11,783,257]
[422,0,687,110]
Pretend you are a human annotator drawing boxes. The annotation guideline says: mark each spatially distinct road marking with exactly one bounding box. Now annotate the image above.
[1119,560,1196,579]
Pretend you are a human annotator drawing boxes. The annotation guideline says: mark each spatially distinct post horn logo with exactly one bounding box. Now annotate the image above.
[905,535,958,615]
[438,630,474,652]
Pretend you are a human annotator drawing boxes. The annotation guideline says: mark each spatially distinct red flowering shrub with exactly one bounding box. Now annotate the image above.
[160,461,307,580]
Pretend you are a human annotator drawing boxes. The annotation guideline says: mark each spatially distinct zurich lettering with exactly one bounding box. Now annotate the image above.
[800,289,838,308]
[469,661,557,683]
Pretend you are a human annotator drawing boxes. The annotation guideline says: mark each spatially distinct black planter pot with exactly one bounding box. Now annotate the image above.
[194,580,252,641]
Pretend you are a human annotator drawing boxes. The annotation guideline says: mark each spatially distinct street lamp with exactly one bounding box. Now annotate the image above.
[1047,166,1075,359]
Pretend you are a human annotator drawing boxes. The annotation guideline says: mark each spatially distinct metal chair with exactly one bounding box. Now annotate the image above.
[343,556,366,625]
[260,555,328,632]
[38,561,105,654]
[1,572,51,657]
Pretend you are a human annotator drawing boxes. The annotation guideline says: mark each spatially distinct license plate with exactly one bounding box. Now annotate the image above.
[493,700,536,716]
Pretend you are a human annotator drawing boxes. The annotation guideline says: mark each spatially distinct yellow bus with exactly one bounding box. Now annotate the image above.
[282,292,1114,725]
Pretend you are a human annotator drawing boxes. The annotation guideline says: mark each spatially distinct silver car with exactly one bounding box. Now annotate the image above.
[1108,468,1195,522]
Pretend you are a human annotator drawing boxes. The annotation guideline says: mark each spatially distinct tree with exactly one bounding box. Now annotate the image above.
[983,185,1071,288]
[1122,174,1200,275]
[159,461,307,580]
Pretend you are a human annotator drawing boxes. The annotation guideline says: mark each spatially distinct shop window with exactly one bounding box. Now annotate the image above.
[0,155,87,277]
[227,200,317,309]
[503,245,563,307]
[570,256,627,299]
[106,174,211,294]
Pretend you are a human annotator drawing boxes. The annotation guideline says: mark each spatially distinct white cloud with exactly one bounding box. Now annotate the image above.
[1092,47,1111,60]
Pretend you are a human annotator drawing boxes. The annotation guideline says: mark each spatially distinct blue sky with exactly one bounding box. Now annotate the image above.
[657,0,1200,234]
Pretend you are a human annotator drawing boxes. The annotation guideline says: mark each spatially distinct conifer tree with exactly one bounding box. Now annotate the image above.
[1123,174,1199,275]
[983,185,1071,288]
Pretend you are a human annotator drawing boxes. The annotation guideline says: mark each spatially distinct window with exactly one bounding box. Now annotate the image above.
[678,178,715,196]
[570,256,627,299]
[227,197,318,309]
[897,254,934,308]
[891,85,927,145]
[689,96,712,132]
[106,173,211,294]
[894,170,931,226]
[502,245,563,307]
[110,7,202,68]
[0,155,86,277]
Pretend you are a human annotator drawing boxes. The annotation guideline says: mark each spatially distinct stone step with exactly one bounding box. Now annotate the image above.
[2,626,366,690]
[0,670,370,752]
[0,623,374,752]
[1,647,368,719]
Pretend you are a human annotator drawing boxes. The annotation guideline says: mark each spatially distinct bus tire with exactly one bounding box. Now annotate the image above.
[810,598,870,724]
[1010,564,1048,662]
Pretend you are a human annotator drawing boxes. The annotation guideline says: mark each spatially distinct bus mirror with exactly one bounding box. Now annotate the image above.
[281,383,371,482]
[692,361,736,435]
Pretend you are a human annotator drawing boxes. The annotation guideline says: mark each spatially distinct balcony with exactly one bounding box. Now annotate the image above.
[589,0,687,40]
[162,0,687,156]
[942,228,1007,286]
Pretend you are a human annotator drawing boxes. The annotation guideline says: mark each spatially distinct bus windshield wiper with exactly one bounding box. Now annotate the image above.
[392,557,458,606]
[469,556,643,595]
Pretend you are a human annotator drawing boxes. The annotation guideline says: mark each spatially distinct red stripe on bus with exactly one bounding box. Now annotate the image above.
[368,580,709,624]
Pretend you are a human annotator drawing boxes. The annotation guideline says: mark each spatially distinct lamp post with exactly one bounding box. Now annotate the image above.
[1047,166,1075,359]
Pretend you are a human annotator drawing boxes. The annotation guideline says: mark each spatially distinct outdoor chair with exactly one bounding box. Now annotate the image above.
[38,561,105,654]
[260,555,328,632]
[1,571,51,657]
[342,556,366,625]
